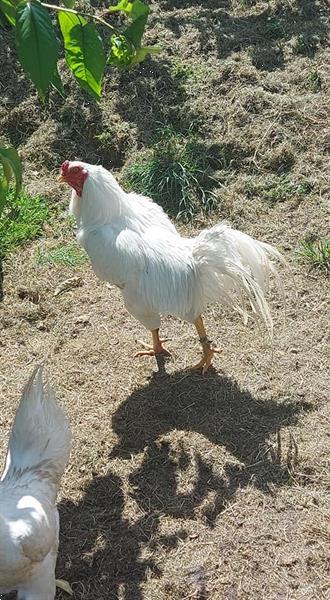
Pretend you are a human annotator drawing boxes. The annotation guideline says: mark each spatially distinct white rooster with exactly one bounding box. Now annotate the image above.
[0,367,72,599]
[59,160,284,372]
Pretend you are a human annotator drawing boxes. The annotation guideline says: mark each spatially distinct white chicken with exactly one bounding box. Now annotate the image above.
[0,367,72,599]
[59,160,284,372]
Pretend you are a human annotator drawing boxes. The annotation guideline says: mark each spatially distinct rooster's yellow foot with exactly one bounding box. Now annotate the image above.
[188,345,222,374]
[134,338,171,358]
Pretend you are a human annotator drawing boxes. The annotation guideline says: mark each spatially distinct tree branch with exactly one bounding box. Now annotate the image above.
[41,3,121,35]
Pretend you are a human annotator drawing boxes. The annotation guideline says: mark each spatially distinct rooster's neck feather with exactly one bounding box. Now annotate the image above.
[70,166,132,230]
[70,165,176,237]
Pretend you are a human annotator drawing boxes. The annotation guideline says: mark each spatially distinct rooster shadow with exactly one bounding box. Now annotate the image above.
[55,369,312,599]
[56,470,163,600]
[110,369,313,522]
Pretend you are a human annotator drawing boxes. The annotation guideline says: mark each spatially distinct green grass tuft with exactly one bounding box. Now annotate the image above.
[124,129,219,221]
[0,188,48,261]
[36,244,88,268]
[293,34,318,57]
[244,176,313,204]
[170,59,209,83]
[306,69,322,92]
[297,236,330,274]
[171,62,197,82]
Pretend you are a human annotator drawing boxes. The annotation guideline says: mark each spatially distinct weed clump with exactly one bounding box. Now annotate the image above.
[297,236,330,275]
[306,69,322,92]
[244,176,313,204]
[124,128,219,221]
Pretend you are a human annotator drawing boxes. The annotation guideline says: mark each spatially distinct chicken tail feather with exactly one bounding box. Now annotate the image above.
[193,222,285,335]
[1,367,71,489]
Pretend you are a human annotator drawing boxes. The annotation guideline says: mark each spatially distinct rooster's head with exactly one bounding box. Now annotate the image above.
[59,161,88,197]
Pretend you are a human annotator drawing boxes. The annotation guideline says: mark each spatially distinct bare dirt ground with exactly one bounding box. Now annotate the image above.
[0,1,329,599]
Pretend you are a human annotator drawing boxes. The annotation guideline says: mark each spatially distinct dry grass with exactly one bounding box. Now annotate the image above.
[0,1,330,599]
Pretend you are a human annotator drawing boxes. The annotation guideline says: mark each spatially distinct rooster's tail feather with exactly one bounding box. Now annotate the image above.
[193,222,285,334]
[1,367,71,488]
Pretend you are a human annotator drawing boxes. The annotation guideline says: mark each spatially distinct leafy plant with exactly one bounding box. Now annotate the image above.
[124,129,219,221]
[0,144,22,209]
[297,236,330,274]
[0,143,23,297]
[0,0,158,100]
[36,244,87,267]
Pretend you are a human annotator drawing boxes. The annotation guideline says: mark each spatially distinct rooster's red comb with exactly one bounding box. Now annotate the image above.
[60,160,70,175]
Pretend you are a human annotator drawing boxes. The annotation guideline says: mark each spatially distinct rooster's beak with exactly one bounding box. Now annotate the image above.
[58,174,65,182]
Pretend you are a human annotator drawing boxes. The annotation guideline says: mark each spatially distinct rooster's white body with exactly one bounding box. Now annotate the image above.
[69,163,283,338]
[0,368,71,599]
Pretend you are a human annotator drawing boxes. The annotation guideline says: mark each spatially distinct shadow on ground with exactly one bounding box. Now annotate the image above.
[110,0,328,155]
[114,58,202,148]
[56,370,312,599]
[159,0,328,70]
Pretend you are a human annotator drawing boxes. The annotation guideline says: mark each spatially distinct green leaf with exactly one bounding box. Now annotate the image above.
[50,65,65,97]
[130,0,149,21]
[108,0,131,15]
[15,0,58,98]
[58,11,105,100]
[108,0,150,67]
[62,0,74,7]
[108,33,135,68]
[0,177,9,212]
[130,45,160,65]
[0,146,22,213]
[0,147,22,196]
[108,0,149,21]
[124,12,148,47]
[0,0,16,26]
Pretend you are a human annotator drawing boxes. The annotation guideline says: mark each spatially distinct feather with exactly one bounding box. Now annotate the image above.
[192,223,284,335]
[2,366,71,492]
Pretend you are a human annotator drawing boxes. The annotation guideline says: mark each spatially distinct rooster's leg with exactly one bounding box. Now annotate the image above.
[189,316,221,374]
[134,328,171,358]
